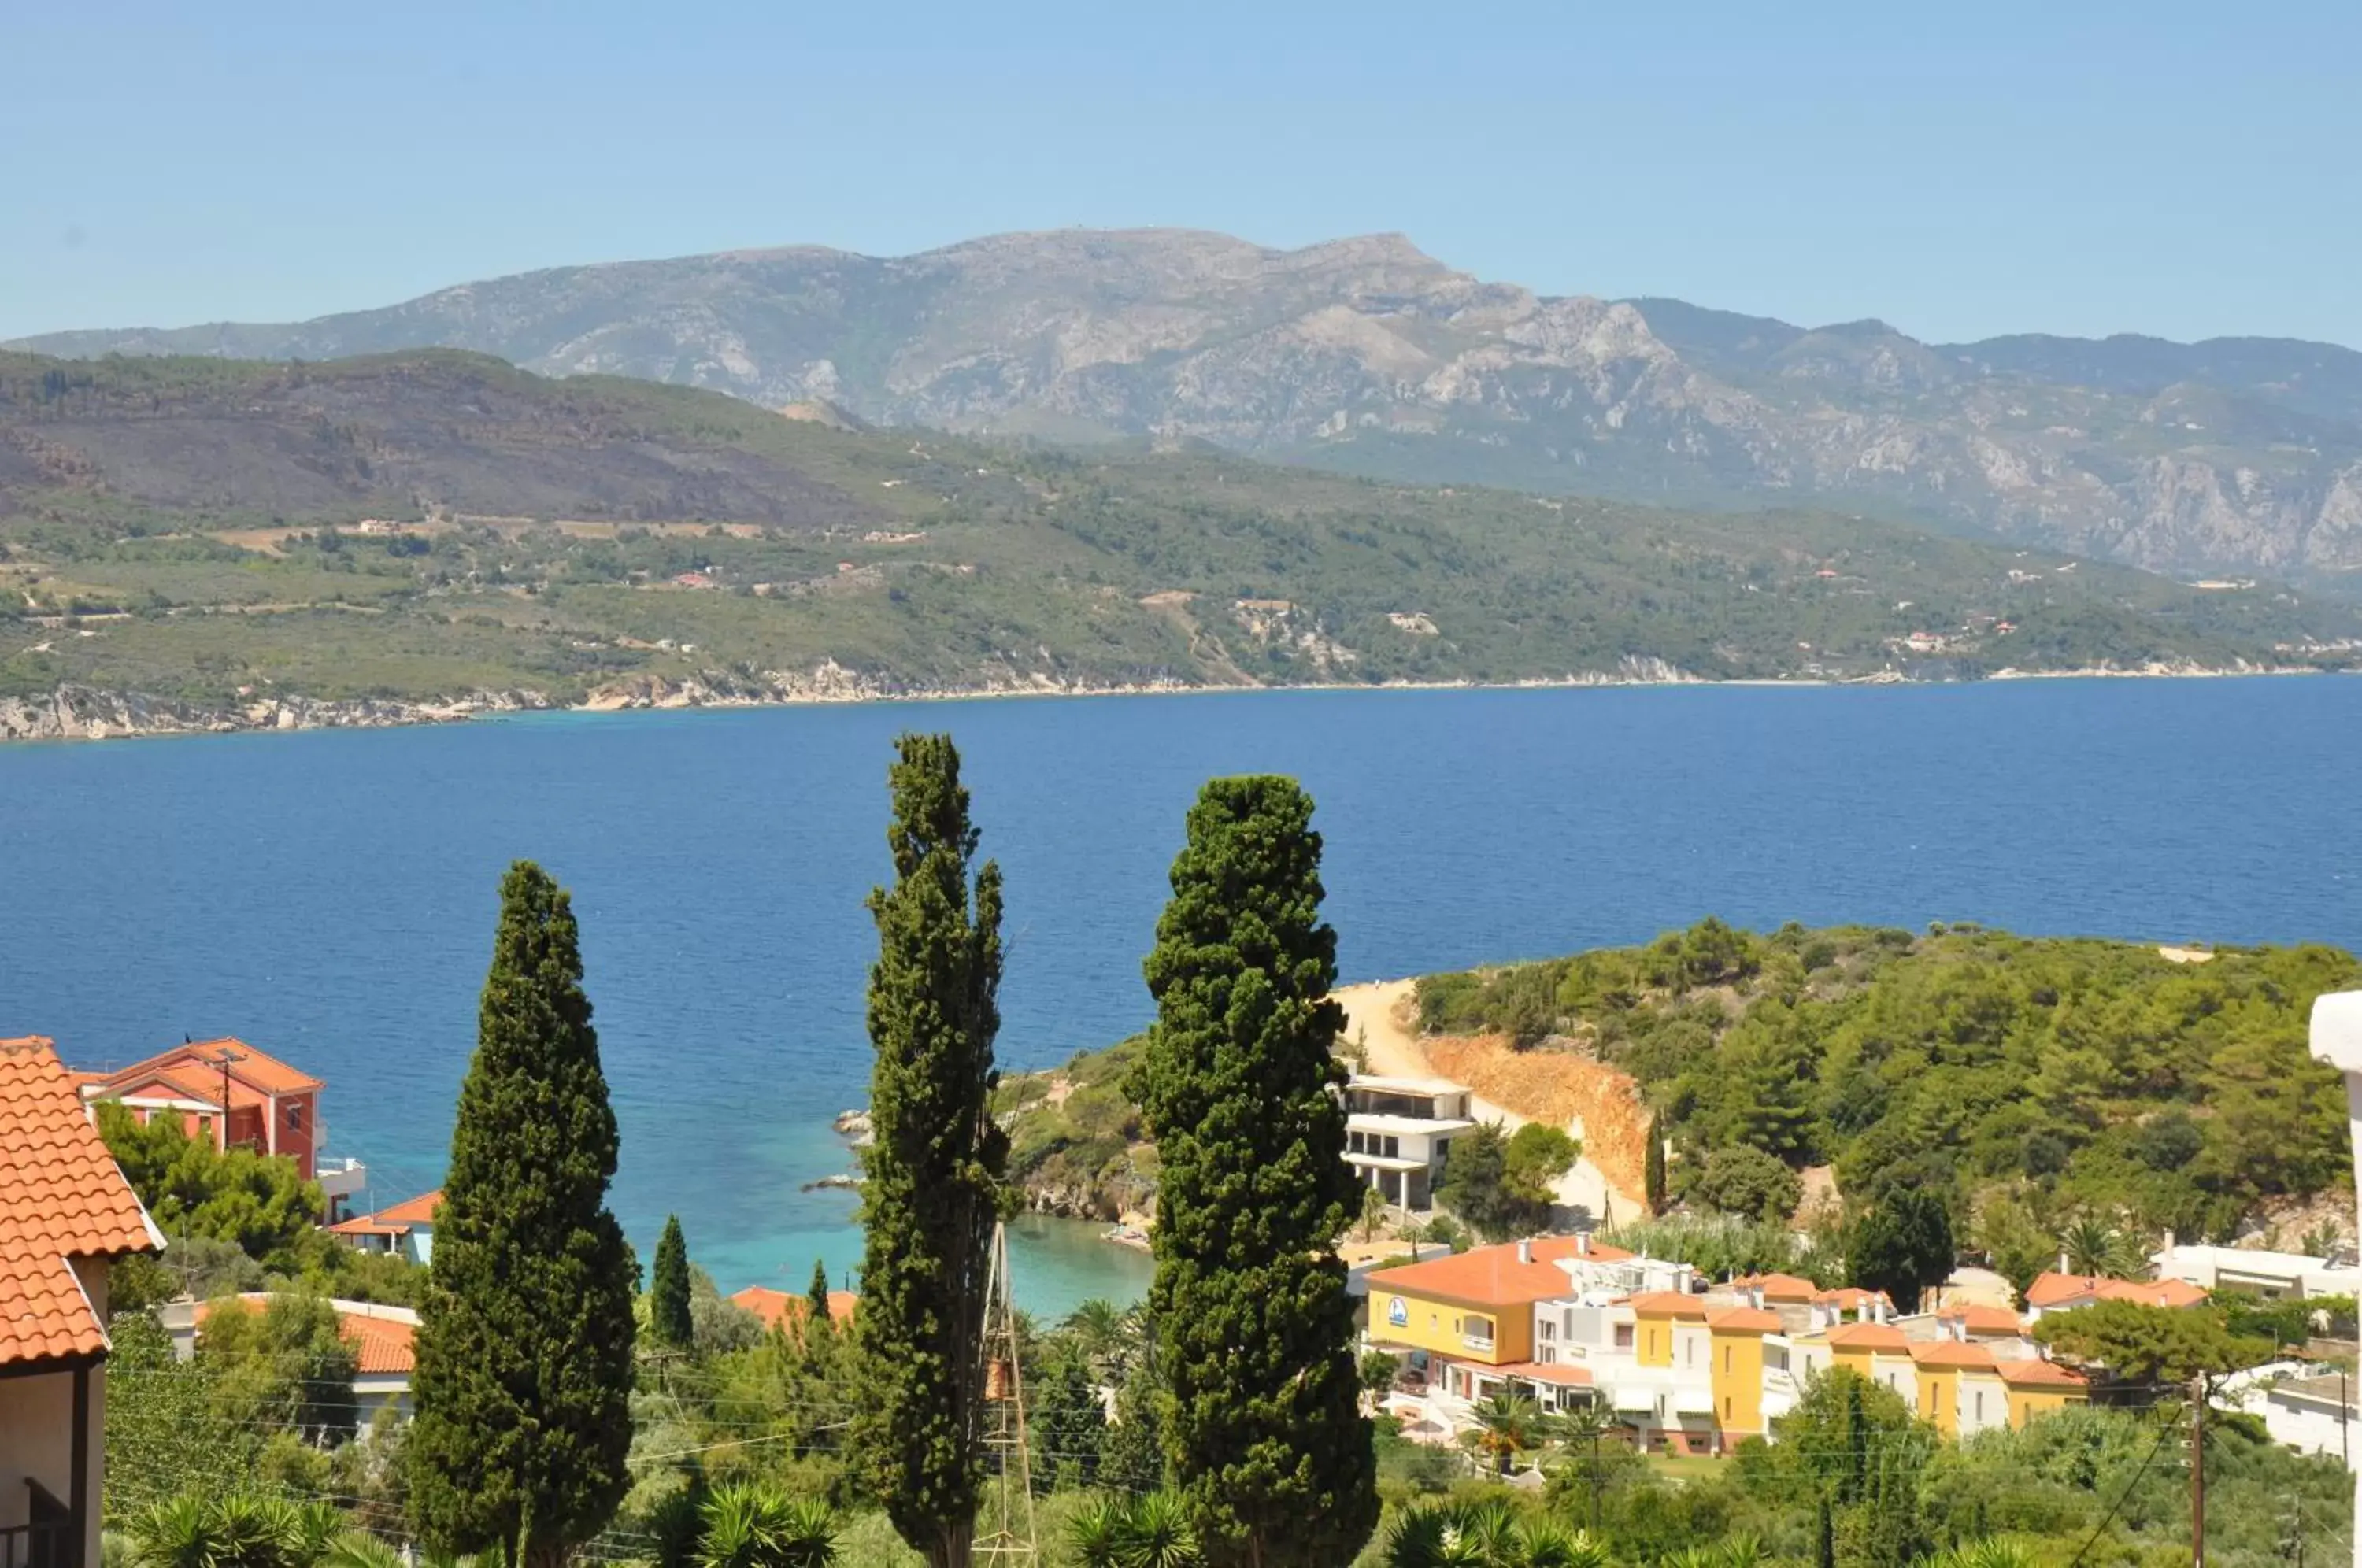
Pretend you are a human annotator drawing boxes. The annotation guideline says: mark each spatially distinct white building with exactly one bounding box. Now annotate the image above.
[1343,1074,1475,1210]
[2306,987,2362,1568]
[2151,1241,2362,1301]
[2218,1362,2358,1471]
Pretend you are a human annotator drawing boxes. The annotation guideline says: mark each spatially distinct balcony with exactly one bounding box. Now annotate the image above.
[0,1518,70,1568]
[1461,1333,1495,1352]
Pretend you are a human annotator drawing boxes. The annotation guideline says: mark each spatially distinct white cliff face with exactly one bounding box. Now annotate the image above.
[13,227,2362,582]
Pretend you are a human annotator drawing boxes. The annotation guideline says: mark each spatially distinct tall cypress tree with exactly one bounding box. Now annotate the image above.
[1645,1111,1668,1216]
[1132,776,1378,1568]
[650,1215,694,1349]
[409,861,637,1568]
[853,734,1009,1568]
[805,1257,835,1340]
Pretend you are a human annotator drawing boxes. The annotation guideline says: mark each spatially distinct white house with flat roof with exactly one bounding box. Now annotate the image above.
[2306,988,2362,1568]
[2150,1241,2362,1301]
[1343,1074,1475,1211]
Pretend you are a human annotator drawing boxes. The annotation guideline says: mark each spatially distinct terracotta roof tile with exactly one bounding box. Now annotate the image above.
[197,1295,417,1375]
[1813,1287,1894,1313]
[2024,1271,2209,1311]
[1708,1306,1785,1333]
[1493,1359,1594,1386]
[1820,1322,1910,1351]
[371,1190,442,1226]
[1996,1357,2088,1389]
[0,1037,157,1368]
[1909,1341,1999,1370]
[1943,1304,2028,1334]
[1627,1291,1710,1318]
[731,1285,857,1330]
[1731,1272,1819,1303]
[87,1037,323,1104]
[1364,1237,1630,1310]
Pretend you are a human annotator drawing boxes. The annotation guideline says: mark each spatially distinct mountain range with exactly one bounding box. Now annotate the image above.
[14,228,2362,583]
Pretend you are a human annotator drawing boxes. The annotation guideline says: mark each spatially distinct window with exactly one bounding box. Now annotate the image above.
[1615,1324,1635,1350]
[1539,1320,1556,1341]
[1974,1391,1985,1422]
[1723,1345,1733,1374]
[287,1100,304,1129]
[1723,1396,1732,1420]
[1381,1135,1401,1159]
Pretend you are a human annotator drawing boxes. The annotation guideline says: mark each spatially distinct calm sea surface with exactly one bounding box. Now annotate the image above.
[5,679,2360,1315]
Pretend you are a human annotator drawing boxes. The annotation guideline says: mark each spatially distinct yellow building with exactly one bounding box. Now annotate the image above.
[1365,1237,1636,1402]
[1997,1356,2090,1426]
[1911,1341,2014,1437]
[1705,1306,1781,1438]
[1628,1289,1707,1368]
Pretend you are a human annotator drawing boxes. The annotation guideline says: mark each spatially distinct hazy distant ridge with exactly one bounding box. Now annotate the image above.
[17,228,2362,579]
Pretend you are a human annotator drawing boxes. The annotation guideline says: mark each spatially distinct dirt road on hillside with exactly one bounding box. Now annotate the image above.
[1333,979,1648,1225]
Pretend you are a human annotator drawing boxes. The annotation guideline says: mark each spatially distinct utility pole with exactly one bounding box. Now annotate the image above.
[205,1045,246,1155]
[2192,1371,2208,1568]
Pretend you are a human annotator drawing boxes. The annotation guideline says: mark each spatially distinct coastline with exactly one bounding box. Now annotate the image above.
[0,658,2343,745]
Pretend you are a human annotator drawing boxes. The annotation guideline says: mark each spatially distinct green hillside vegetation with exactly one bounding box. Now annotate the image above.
[1416,922,2360,1281]
[992,1035,1156,1220]
[6,349,2359,716]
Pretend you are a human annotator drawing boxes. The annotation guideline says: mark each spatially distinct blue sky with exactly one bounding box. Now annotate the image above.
[5,0,2356,347]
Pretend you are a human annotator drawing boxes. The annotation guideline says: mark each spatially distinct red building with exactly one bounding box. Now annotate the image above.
[77,1037,327,1182]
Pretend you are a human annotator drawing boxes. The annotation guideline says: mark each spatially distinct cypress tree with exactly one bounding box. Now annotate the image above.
[650,1214,694,1349]
[853,734,1009,1568]
[1645,1111,1668,1216]
[408,862,637,1568]
[805,1257,835,1341]
[1132,776,1378,1568]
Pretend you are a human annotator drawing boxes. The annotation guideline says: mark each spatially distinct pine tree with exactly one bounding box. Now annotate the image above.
[1645,1111,1668,1215]
[408,862,638,1568]
[651,1215,694,1349]
[805,1257,835,1342]
[1132,776,1379,1568]
[853,734,1009,1568]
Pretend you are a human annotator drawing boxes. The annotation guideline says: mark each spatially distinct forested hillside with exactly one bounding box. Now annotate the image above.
[1417,923,2360,1277]
[5,349,2360,735]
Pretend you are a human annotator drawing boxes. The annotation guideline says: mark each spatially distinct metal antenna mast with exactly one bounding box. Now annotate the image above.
[976,1220,1038,1568]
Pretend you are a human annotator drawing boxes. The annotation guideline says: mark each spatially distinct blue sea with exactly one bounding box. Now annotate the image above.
[4,678,2359,1316]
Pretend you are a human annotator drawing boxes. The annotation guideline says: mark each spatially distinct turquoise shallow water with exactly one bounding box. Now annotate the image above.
[3,679,2359,1317]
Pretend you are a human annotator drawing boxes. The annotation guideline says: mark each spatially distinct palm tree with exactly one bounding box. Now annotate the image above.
[131,1495,343,1568]
[695,1482,837,1568]
[1383,1502,1606,1568]
[1518,1521,1611,1568]
[1062,1297,1128,1376]
[1360,1182,1394,1243]
[1550,1400,1619,1535]
[1923,1541,2038,1568]
[1063,1494,1201,1568]
[320,1536,406,1568]
[1463,1391,1553,1475]
[2058,1215,2143,1278]
[1067,1496,1133,1568]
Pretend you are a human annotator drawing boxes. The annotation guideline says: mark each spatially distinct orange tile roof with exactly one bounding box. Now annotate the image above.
[0,1037,157,1368]
[1732,1272,1819,1303]
[1909,1341,1999,1370]
[1494,1359,1594,1387]
[1996,1357,2088,1389]
[1627,1290,1710,1318]
[372,1190,443,1226]
[1943,1304,2027,1335]
[1820,1321,1911,1351]
[732,1285,858,1331]
[1364,1237,1629,1309]
[1707,1306,1785,1334]
[87,1037,323,1104]
[1813,1287,1894,1312]
[2024,1271,2107,1307]
[197,1295,417,1374]
[2024,1272,2209,1311]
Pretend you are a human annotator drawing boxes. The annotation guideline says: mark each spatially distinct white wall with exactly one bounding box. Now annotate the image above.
[2307,989,2362,1568]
